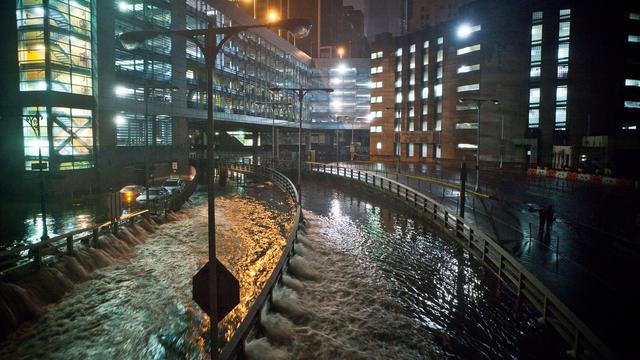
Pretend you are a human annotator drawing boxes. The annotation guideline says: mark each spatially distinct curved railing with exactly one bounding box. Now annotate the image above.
[305,162,615,360]
[0,168,199,275]
[220,163,302,359]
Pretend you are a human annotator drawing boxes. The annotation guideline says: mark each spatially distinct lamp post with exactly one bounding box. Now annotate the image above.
[119,17,311,359]
[24,111,48,241]
[269,87,334,205]
[255,100,292,166]
[458,97,499,191]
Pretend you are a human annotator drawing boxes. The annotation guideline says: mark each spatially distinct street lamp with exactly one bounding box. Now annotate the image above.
[24,111,48,241]
[269,87,334,206]
[458,97,499,191]
[255,100,292,166]
[118,17,311,360]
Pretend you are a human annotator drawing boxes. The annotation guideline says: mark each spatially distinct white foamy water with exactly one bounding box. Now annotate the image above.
[249,211,443,360]
[0,179,293,359]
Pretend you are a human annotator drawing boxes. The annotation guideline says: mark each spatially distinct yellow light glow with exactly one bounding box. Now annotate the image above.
[267,9,280,23]
[337,47,345,58]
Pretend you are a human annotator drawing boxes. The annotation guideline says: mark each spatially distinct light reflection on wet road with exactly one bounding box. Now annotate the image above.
[0,177,292,359]
[283,176,565,359]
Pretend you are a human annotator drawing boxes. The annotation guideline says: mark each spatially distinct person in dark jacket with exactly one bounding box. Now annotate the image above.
[538,205,547,240]
[544,204,555,242]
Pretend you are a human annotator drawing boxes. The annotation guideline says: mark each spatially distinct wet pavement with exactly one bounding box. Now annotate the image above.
[322,161,639,356]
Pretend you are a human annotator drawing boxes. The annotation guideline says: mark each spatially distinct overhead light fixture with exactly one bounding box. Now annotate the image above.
[457,24,473,38]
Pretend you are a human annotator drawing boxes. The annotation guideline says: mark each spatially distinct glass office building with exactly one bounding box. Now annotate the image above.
[3,0,314,193]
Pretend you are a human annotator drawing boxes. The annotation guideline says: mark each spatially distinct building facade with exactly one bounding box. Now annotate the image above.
[1,0,314,195]
[368,0,640,177]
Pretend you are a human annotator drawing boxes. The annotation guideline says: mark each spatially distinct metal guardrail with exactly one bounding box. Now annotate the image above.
[220,163,302,360]
[0,169,200,275]
[305,162,615,360]
[0,210,150,274]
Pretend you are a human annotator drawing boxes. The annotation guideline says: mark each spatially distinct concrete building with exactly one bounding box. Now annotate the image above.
[308,57,371,159]
[368,0,640,178]
[1,0,316,196]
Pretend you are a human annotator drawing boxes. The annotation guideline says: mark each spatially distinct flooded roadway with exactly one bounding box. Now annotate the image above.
[1,173,566,359]
[0,176,293,359]
[253,176,565,359]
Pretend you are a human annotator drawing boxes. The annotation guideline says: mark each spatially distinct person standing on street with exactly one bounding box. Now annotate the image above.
[545,204,555,243]
[538,205,547,241]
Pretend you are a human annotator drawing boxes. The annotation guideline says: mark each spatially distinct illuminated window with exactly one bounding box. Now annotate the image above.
[408,143,414,157]
[457,44,481,55]
[624,101,640,108]
[421,144,428,157]
[370,51,383,59]
[631,13,640,21]
[17,0,93,95]
[628,35,640,43]
[422,87,429,99]
[408,90,415,102]
[532,11,543,22]
[376,142,382,150]
[531,24,543,43]
[558,43,569,60]
[555,107,567,130]
[557,64,569,79]
[423,40,429,48]
[22,106,94,171]
[434,84,442,97]
[410,44,416,53]
[437,37,443,45]
[531,45,542,64]
[530,66,541,78]
[457,64,480,73]
[528,108,539,128]
[529,88,540,104]
[436,49,443,62]
[559,21,571,39]
[457,84,480,92]
[370,66,383,74]
[22,106,49,171]
[625,79,640,87]
[396,48,403,57]
[395,92,403,103]
[556,85,568,103]
[370,126,382,133]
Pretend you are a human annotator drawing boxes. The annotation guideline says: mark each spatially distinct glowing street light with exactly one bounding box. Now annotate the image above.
[457,24,473,38]
[267,9,280,23]
[337,46,345,58]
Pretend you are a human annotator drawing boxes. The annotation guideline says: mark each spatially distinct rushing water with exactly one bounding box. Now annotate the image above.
[0,177,293,359]
[2,172,566,359]
[247,176,566,360]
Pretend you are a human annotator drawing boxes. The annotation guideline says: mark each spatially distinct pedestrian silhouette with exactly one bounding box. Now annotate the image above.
[544,204,555,243]
[538,206,547,241]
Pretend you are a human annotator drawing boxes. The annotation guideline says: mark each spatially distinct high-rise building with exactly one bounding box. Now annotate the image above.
[1,0,315,195]
[363,0,403,40]
[407,0,475,32]
[368,0,640,178]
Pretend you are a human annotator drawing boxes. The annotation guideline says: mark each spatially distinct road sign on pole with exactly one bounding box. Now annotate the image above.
[193,260,240,320]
